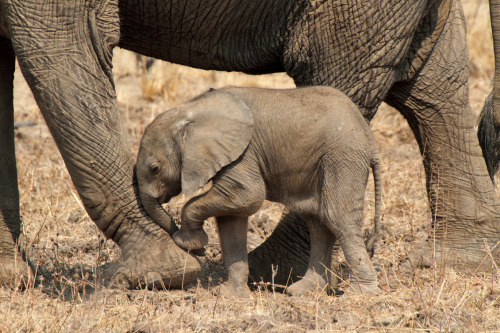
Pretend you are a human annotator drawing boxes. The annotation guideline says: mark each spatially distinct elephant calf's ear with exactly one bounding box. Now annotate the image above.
[181,91,254,195]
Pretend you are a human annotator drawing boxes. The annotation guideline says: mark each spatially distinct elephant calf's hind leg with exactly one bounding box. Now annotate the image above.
[338,233,381,294]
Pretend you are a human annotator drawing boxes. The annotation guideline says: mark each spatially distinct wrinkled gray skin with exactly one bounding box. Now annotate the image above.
[137,86,382,297]
[1,0,500,288]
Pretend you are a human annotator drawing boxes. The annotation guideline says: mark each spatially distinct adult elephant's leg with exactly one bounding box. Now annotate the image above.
[478,0,500,178]
[387,0,500,270]
[1,1,200,288]
[0,37,31,287]
[248,209,310,286]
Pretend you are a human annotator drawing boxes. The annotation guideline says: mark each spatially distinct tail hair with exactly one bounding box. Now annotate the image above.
[477,91,500,184]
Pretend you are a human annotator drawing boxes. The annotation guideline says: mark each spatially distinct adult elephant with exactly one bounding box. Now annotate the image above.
[1,0,499,288]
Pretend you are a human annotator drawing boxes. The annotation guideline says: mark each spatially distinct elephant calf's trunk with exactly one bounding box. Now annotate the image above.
[142,197,179,236]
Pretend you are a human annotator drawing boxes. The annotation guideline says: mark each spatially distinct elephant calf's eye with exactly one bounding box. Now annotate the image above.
[150,164,161,175]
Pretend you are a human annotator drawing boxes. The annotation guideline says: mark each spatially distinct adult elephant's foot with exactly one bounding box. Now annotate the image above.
[248,210,310,286]
[407,236,500,272]
[214,281,252,299]
[348,280,381,295]
[0,224,33,289]
[0,253,33,289]
[407,207,500,272]
[103,230,201,289]
[286,271,329,296]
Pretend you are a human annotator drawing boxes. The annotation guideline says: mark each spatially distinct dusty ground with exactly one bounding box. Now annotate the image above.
[2,0,500,331]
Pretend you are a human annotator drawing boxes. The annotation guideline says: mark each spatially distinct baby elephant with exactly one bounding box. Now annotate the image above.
[136,86,382,297]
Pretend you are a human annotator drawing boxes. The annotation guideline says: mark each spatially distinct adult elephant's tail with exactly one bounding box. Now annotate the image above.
[477,0,500,182]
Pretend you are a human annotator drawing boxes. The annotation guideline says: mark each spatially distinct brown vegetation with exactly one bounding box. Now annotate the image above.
[1,0,499,331]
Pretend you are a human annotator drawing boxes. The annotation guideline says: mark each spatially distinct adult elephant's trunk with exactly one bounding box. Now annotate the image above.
[0,0,200,288]
[478,0,500,180]
[141,195,179,236]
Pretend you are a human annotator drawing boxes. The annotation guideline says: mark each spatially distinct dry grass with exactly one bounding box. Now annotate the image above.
[2,0,500,331]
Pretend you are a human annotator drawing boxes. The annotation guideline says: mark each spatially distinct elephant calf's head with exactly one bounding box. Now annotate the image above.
[137,114,185,205]
[136,89,254,234]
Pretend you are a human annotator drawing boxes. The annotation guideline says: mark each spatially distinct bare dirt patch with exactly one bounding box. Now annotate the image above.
[2,1,500,331]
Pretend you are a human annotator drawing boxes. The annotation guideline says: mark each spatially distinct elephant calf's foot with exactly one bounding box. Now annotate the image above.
[0,255,33,289]
[214,281,252,299]
[172,228,208,251]
[286,272,329,296]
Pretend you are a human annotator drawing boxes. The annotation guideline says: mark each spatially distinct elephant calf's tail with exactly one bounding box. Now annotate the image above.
[365,148,382,258]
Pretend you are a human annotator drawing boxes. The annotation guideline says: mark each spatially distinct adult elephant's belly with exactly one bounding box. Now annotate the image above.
[117,0,286,74]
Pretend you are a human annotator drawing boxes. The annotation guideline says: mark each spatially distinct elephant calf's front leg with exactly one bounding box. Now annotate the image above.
[172,196,210,251]
[172,189,233,251]
[173,175,265,252]
[174,205,252,298]
[215,215,251,298]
